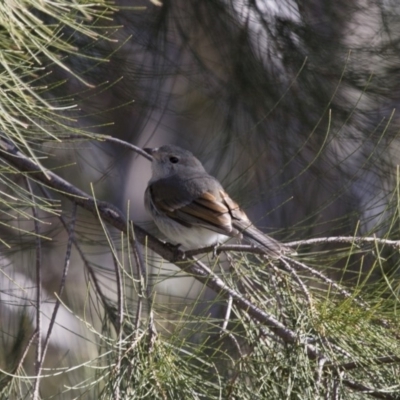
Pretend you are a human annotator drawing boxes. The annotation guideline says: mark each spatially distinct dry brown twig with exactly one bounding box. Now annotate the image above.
[0,136,399,399]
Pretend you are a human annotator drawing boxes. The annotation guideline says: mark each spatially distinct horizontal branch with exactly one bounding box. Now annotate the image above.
[0,136,397,400]
[286,236,400,249]
[329,355,400,372]
[0,137,313,346]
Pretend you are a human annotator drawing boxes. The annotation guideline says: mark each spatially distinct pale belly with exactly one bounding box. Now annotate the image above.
[154,215,229,250]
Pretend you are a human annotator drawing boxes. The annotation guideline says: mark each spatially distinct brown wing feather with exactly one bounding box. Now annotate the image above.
[173,193,234,234]
[219,190,250,222]
[146,175,238,236]
[146,176,295,257]
[220,190,294,257]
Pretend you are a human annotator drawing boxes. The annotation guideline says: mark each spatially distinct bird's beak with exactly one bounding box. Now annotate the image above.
[143,148,154,155]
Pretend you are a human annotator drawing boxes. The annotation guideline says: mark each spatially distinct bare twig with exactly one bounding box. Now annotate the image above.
[286,236,400,249]
[280,256,315,314]
[281,256,398,336]
[40,203,77,374]
[129,222,157,348]
[340,378,396,400]
[221,295,233,333]
[326,355,400,372]
[128,232,144,339]
[39,186,121,333]
[0,137,398,399]
[103,226,123,400]
[56,134,153,161]
[184,233,400,258]
[107,229,124,335]
[25,177,42,400]
[0,331,38,392]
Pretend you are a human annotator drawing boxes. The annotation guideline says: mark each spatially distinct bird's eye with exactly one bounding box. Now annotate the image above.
[169,156,179,164]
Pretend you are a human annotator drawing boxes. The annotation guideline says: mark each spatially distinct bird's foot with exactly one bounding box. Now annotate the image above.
[166,242,186,260]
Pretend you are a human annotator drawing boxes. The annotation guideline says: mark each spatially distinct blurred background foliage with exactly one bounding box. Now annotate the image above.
[0,0,400,398]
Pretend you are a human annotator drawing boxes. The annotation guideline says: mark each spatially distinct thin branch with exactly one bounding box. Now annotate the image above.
[326,355,400,372]
[286,236,400,249]
[221,295,233,333]
[190,243,398,335]
[280,256,315,313]
[100,224,124,335]
[104,226,123,400]
[183,255,323,358]
[184,233,400,258]
[129,221,157,348]
[59,134,153,162]
[25,177,42,400]
[282,256,398,336]
[0,137,398,399]
[218,294,243,356]
[0,331,39,391]
[191,243,399,337]
[40,203,77,373]
[39,186,121,333]
[128,223,144,334]
[340,378,396,400]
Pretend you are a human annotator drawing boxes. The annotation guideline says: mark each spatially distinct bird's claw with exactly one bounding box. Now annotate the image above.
[166,242,186,260]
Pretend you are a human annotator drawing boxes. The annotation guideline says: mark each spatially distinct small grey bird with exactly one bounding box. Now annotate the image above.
[144,145,295,258]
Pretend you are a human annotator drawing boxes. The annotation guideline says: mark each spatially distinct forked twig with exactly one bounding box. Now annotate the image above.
[0,137,398,399]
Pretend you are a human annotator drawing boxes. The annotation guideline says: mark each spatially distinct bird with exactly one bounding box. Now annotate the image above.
[144,144,295,258]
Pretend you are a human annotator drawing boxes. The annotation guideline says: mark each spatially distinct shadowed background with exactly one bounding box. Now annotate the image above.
[1,0,400,398]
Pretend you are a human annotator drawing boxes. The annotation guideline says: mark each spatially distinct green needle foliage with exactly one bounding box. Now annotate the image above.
[0,0,116,152]
[0,1,399,400]
[0,0,117,243]
[90,241,400,400]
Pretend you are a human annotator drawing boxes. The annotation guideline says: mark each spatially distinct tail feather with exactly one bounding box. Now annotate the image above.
[235,223,296,258]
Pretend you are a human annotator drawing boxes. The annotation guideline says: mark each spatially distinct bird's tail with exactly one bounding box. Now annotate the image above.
[237,223,296,258]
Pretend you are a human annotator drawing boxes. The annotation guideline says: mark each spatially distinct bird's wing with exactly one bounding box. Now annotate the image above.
[146,177,295,257]
[146,176,239,236]
[219,190,294,257]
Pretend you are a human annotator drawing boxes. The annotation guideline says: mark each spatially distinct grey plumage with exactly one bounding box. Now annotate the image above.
[144,145,295,258]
